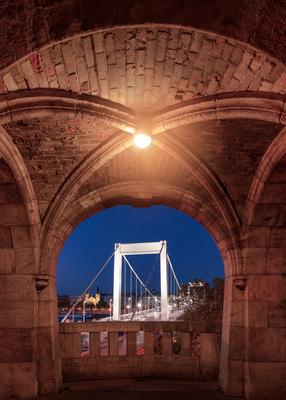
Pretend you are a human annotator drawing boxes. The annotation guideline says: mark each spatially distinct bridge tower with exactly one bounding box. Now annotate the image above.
[112,241,169,320]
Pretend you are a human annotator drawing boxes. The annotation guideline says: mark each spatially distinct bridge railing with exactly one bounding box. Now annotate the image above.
[59,321,221,381]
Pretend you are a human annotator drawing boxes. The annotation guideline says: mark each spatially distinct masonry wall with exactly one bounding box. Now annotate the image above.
[59,321,221,382]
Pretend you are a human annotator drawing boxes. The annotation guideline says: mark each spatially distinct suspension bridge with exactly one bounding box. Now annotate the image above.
[61,241,182,323]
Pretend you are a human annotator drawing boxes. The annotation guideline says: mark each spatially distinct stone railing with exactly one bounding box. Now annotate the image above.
[59,321,221,382]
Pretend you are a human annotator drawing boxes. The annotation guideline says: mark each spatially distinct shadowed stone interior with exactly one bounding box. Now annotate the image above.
[0,2,286,399]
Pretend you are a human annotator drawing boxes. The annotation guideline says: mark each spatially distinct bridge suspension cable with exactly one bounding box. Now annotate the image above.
[167,254,181,292]
[61,250,116,323]
[122,254,160,303]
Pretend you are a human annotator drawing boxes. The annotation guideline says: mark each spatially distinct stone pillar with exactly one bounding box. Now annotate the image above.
[0,275,38,399]
[37,274,62,396]
[219,275,245,397]
[242,227,286,399]
[0,222,39,399]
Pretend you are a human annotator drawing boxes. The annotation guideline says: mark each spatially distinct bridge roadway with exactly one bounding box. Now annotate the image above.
[100,308,184,322]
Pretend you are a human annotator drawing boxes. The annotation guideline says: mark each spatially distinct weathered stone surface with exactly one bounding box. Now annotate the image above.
[1,27,285,111]
[1,4,286,400]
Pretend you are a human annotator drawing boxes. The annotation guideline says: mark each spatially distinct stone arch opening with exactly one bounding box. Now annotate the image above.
[57,203,225,379]
[39,171,243,392]
[57,203,225,312]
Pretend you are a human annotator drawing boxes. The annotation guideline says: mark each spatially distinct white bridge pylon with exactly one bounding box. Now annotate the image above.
[113,241,169,320]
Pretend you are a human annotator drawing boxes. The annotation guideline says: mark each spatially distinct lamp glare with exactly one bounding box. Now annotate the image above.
[134,132,152,148]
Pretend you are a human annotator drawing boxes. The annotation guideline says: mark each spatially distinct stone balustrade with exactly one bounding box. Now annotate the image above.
[59,321,221,382]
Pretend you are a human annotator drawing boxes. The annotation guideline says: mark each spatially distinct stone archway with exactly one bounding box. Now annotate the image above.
[0,11,286,398]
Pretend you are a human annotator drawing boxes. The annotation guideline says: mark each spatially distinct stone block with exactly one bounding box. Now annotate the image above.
[71,38,84,58]
[245,301,268,328]
[88,68,99,94]
[61,42,76,75]
[109,332,118,356]
[11,225,33,249]
[267,247,286,274]
[38,300,57,327]
[0,275,35,301]
[242,227,271,248]
[3,73,18,91]
[144,331,154,356]
[59,333,81,358]
[221,326,245,361]
[146,40,156,68]
[244,361,286,399]
[270,227,286,247]
[246,327,286,362]
[0,248,15,274]
[200,333,220,370]
[83,36,94,68]
[242,247,267,274]
[0,301,37,328]
[0,330,36,362]
[219,359,244,397]
[155,32,167,62]
[268,300,286,327]
[0,226,13,249]
[251,204,280,227]
[0,383,37,400]
[247,275,286,301]
[127,332,137,357]
[93,33,104,53]
[0,204,29,225]
[96,53,108,80]
[90,332,100,357]
[21,60,38,89]
[55,63,69,90]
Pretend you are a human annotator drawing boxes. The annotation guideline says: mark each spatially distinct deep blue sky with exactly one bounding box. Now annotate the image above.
[57,205,224,295]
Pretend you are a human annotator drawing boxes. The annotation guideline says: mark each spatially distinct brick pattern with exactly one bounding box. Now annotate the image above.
[5,115,281,223]
[4,117,116,217]
[73,119,281,222]
[1,27,285,111]
[171,119,282,216]
[74,144,201,201]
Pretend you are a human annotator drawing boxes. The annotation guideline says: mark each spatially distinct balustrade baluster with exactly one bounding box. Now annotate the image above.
[162,332,172,355]
[127,332,137,356]
[109,332,118,356]
[144,331,154,356]
[90,332,101,357]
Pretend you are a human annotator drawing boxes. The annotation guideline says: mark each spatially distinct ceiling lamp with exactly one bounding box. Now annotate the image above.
[134,132,152,148]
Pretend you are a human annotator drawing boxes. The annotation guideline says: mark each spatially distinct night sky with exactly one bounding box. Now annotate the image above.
[57,205,224,295]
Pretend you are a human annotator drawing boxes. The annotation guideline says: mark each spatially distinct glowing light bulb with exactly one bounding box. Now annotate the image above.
[134,132,152,148]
